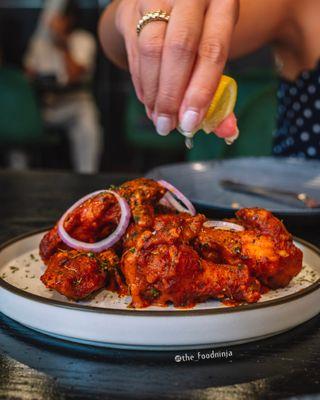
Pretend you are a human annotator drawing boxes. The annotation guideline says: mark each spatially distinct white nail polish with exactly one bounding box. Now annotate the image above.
[156,115,172,136]
[180,110,200,133]
[225,128,240,145]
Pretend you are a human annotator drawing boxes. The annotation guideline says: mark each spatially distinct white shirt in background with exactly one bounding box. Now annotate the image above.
[24,29,96,85]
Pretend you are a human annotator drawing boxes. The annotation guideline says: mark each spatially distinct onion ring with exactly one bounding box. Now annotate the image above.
[58,190,131,252]
[203,220,244,231]
[158,180,196,216]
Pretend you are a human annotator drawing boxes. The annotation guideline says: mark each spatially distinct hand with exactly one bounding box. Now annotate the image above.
[114,0,239,136]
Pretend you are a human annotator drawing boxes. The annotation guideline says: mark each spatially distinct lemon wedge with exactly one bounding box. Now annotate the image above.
[202,75,238,134]
[178,74,238,149]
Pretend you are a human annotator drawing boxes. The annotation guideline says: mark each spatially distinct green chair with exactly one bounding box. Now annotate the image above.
[0,67,43,147]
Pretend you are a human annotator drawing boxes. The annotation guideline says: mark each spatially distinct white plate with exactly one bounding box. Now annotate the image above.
[0,231,319,350]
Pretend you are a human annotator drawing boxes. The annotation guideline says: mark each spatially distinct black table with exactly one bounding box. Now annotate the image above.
[0,170,319,400]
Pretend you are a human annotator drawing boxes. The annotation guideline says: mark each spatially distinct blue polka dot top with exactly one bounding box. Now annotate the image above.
[273,60,320,159]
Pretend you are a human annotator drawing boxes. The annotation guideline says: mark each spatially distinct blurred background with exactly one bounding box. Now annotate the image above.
[0,0,277,174]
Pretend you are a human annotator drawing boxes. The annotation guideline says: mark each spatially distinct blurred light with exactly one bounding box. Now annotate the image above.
[192,163,207,172]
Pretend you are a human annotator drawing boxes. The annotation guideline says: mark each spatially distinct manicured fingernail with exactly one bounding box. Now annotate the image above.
[156,115,172,136]
[180,109,200,133]
[225,128,239,145]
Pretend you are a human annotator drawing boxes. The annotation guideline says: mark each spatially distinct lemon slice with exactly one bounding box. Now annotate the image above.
[202,75,238,134]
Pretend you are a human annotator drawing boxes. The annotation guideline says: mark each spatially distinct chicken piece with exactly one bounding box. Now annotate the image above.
[40,178,166,262]
[153,213,206,242]
[39,191,120,262]
[41,248,119,300]
[236,208,291,244]
[122,223,145,250]
[39,225,67,263]
[196,208,302,288]
[62,192,120,243]
[122,213,206,250]
[121,226,261,308]
[118,178,166,228]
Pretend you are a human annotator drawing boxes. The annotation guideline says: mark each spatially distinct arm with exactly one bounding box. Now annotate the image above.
[230,0,293,59]
[98,0,128,69]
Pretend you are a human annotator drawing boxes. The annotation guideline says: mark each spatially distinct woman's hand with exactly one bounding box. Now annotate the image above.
[101,0,239,136]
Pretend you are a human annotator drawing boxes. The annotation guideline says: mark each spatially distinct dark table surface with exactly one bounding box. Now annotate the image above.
[0,169,319,400]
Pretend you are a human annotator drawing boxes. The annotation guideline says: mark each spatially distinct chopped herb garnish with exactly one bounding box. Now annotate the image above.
[10,266,19,273]
[100,260,111,271]
[73,278,83,286]
[129,247,136,254]
[109,184,118,191]
[233,246,241,255]
[150,287,160,298]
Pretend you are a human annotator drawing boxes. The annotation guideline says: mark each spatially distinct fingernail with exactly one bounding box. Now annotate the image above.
[180,109,200,133]
[225,128,239,145]
[156,115,172,136]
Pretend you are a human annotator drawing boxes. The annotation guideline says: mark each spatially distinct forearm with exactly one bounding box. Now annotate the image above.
[229,0,292,59]
[98,0,128,69]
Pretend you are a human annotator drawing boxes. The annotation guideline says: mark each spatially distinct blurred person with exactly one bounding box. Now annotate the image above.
[25,0,103,173]
[99,0,320,159]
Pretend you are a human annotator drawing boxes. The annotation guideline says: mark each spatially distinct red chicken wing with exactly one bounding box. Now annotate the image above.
[196,208,302,288]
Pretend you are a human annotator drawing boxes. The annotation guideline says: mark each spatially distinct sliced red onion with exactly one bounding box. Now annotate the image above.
[58,190,131,252]
[159,194,172,208]
[203,220,244,231]
[158,180,196,216]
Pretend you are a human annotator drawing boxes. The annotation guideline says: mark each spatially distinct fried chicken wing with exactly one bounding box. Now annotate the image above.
[39,191,120,262]
[197,208,302,288]
[118,178,166,227]
[40,178,166,262]
[121,223,261,308]
[41,248,119,300]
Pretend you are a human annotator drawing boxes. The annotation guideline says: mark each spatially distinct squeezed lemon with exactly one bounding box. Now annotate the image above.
[179,75,238,149]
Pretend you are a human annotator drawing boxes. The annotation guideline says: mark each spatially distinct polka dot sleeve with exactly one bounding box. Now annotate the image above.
[273,61,320,159]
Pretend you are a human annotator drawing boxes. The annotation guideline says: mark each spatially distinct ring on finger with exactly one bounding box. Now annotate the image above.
[136,10,170,36]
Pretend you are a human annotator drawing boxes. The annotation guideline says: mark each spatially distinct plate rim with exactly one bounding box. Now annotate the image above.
[1,229,320,317]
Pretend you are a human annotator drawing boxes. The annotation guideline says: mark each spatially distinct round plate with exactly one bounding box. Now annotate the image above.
[0,231,319,350]
[147,157,320,222]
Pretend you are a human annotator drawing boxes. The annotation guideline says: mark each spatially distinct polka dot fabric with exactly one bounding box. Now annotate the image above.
[273,61,320,159]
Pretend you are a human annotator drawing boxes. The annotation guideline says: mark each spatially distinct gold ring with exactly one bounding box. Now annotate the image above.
[136,10,170,36]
